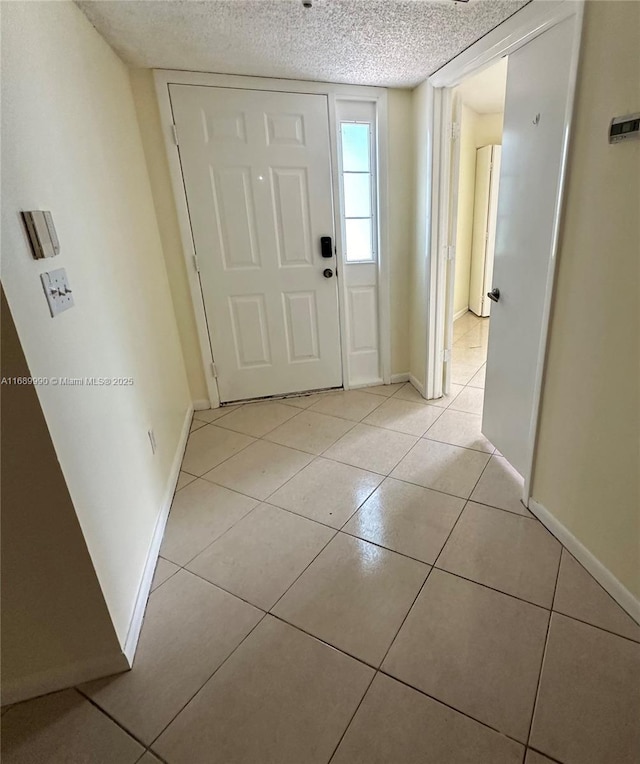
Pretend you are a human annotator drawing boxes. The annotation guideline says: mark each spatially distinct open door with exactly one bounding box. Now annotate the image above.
[482,15,581,476]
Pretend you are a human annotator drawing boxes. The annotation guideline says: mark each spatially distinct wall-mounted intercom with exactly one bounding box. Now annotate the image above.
[21,210,60,259]
[609,113,640,144]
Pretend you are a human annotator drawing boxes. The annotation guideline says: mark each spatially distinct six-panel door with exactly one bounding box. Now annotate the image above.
[170,85,342,402]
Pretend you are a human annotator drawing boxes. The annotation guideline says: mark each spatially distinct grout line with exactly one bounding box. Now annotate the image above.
[546,610,640,645]
[525,745,564,764]
[179,567,269,613]
[183,426,260,478]
[76,689,150,752]
[266,528,340,613]
[375,668,527,749]
[147,612,269,749]
[211,402,306,439]
[326,671,378,763]
[430,566,552,613]
[268,417,361,457]
[524,543,563,754]
[268,612,380,672]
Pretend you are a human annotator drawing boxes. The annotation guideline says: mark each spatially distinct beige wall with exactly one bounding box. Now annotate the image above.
[387,89,414,375]
[532,0,640,599]
[130,74,415,389]
[1,0,191,648]
[453,104,479,316]
[129,69,209,402]
[453,106,504,316]
[475,112,504,148]
[1,293,127,703]
[408,80,432,389]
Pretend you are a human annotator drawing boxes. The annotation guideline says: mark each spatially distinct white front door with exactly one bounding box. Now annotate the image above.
[170,85,342,402]
[482,16,579,475]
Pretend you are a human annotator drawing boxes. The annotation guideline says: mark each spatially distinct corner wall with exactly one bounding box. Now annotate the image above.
[129,69,209,403]
[1,0,191,655]
[532,0,640,600]
[1,293,127,704]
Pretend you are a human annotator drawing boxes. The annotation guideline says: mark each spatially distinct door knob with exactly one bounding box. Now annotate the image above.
[323,268,334,278]
[487,287,500,303]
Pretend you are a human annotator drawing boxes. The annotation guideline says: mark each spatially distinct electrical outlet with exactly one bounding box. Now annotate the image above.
[148,429,157,455]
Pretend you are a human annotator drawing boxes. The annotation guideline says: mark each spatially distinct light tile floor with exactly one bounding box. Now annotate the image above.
[3,312,640,763]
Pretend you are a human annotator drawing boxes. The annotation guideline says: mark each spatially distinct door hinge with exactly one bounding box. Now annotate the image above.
[451,122,460,141]
[171,123,179,146]
[193,254,200,273]
[210,362,218,378]
[445,245,455,262]
[442,348,451,363]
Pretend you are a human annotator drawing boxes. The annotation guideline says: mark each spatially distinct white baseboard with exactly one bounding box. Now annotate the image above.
[1,651,128,707]
[528,498,640,626]
[390,373,410,384]
[454,307,469,322]
[192,398,211,411]
[122,403,194,663]
[349,379,384,390]
[408,374,426,396]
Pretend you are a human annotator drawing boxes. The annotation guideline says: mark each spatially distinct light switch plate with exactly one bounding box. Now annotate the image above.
[41,268,74,317]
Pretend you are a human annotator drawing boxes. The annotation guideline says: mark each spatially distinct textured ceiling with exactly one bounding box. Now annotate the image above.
[456,55,507,113]
[77,0,530,88]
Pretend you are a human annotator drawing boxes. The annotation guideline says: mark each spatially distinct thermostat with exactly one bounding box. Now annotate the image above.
[609,113,640,144]
[21,210,60,259]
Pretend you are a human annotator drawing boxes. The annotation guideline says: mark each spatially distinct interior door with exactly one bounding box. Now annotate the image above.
[482,17,578,475]
[469,145,493,316]
[469,145,502,317]
[170,85,342,402]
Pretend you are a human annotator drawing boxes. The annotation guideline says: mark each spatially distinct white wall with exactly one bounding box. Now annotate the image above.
[1,0,191,648]
[532,0,640,601]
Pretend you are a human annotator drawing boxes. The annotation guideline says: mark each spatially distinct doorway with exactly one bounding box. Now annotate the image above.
[427,1,584,492]
[159,74,390,407]
[447,58,507,397]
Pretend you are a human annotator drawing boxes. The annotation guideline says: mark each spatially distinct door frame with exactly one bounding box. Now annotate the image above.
[422,0,584,500]
[153,70,390,407]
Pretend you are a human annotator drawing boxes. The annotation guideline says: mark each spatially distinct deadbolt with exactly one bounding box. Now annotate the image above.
[323,268,334,278]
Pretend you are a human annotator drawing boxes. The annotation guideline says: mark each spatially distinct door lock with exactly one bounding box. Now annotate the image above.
[323,268,334,278]
[487,287,500,303]
[320,236,333,258]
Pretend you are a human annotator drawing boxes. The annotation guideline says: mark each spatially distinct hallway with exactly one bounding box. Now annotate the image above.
[3,326,639,762]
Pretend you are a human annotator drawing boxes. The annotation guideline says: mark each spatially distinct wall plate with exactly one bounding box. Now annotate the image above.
[41,268,74,317]
[22,210,60,259]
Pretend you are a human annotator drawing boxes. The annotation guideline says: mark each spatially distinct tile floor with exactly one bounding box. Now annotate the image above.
[3,312,640,764]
